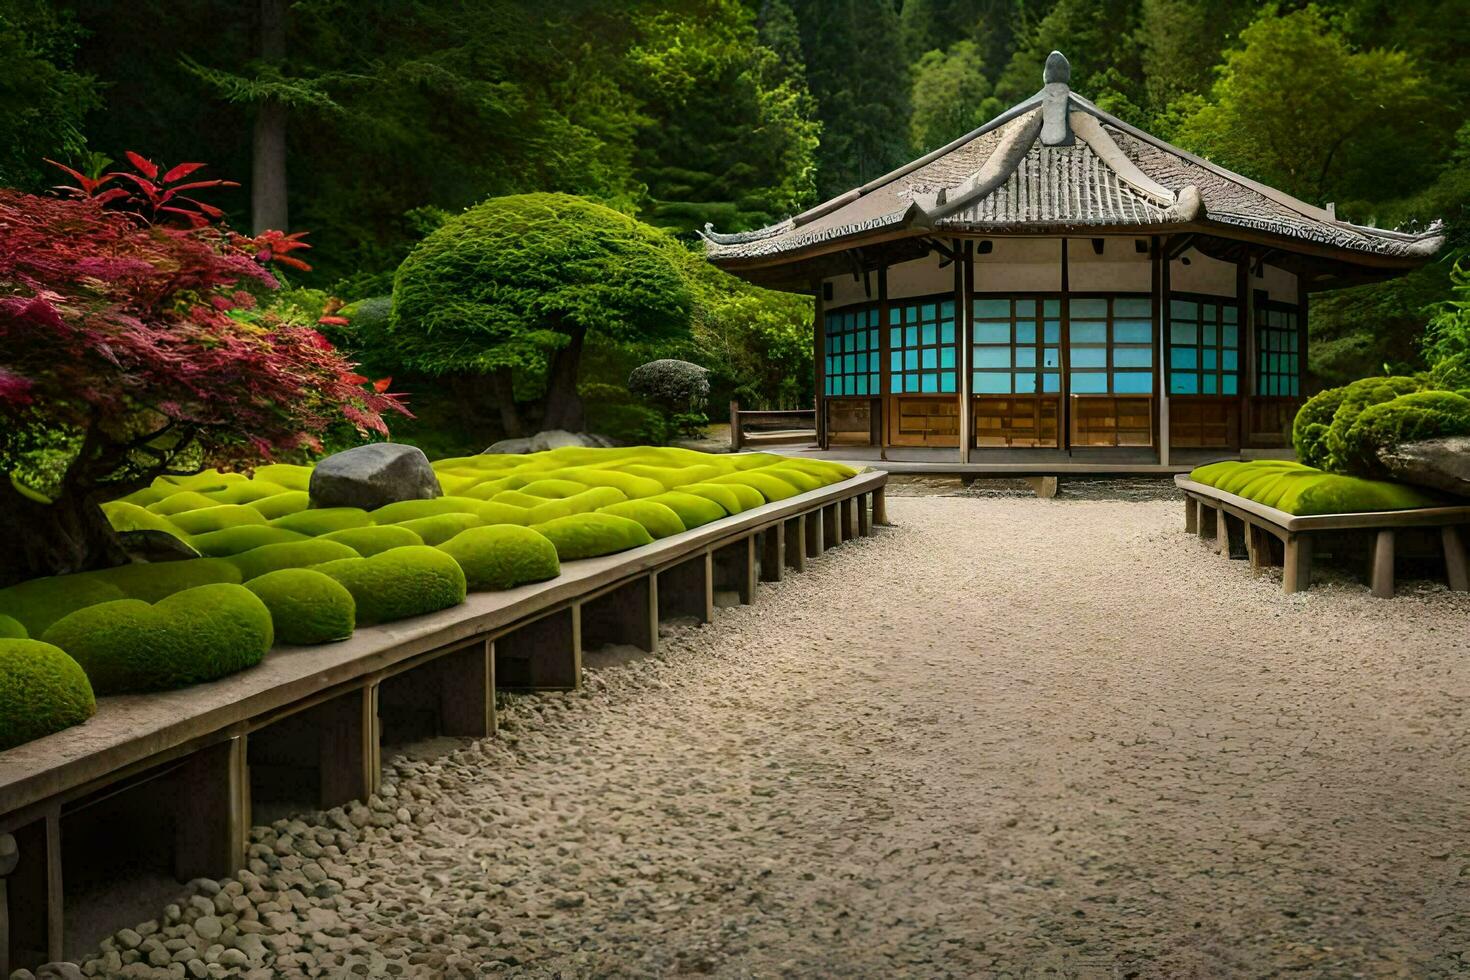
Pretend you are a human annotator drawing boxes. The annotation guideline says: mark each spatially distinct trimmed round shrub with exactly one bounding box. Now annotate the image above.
[437,525,561,591]
[188,525,310,557]
[1338,390,1470,476]
[247,491,312,520]
[166,504,269,536]
[1322,376,1422,471]
[320,525,424,556]
[394,513,483,546]
[1293,386,1348,469]
[627,359,710,409]
[598,500,686,539]
[0,614,27,638]
[227,539,361,581]
[87,558,243,603]
[270,507,373,536]
[146,490,221,516]
[0,576,127,637]
[102,501,181,536]
[676,482,751,514]
[647,491,727,528]
[518,478,589,500]
[531,513,654,560]
[0,640,96,750]
[315,546,467,625]
[244,569,356,645]
[42,584,274,694]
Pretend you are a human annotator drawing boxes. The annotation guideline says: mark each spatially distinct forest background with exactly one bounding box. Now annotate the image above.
[3,0,1465,454]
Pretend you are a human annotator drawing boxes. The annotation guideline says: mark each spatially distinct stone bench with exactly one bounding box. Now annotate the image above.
[1175,474,1470,597]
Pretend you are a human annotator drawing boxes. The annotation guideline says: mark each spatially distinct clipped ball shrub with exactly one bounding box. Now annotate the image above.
[315,546,467,625]
[1322,376,1422,472]
[0,639,96,750]
[320,525,424,556]
[244,569,356,645]
[227,539,361,581]
[437,525,561,591]
[0,615,27,639]
[247,491,312,520]
[627,359,710,409]
[598,500,686,539]
[1338,390,1470,476]
[647,491,727,528]
[42,584,273,694]
[531,513,654,560]
[394,512,484,546]
[166,504,269,536]
[188,525,310,557]
[270,507,373,536]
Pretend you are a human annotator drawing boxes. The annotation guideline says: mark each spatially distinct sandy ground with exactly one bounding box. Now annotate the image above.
[63,491,1470,979]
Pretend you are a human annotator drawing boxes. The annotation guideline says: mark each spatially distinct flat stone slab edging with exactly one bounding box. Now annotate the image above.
[1174,474,1470,596]
[0,470,887,827]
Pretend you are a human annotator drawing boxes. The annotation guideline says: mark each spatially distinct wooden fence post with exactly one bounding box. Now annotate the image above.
[729,400,742,452]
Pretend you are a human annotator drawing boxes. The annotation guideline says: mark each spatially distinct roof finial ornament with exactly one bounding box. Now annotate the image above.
[1040,50,1073,146]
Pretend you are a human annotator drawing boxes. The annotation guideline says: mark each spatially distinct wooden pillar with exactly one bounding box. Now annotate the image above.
[956,237,972,463]
[814,279,828,449]
[1154,235,1170,464]
[729,400,743,452]
[174,735,250,882]
[1297,279,1309,402]
[805,507,824,556]
[658,552,714,623]
[858,492,873,536]
[784,515,806,572]
[580,576,658,653]
[1219,512,1248,559]
[437,639,497,737]
[713,536,757,605]
[1184,495,1198,533]
[760,527,785,582]
[878,264,890,449]
[822,502,842,549]
[842,496,859,540]
[1370,529,1396,599]
[496,607,582,691]
[319,685,380,809]
[1283,534,1313,593]
[2,811,62,973]
[1236,253,1252,449]
[1199,501,1218,539]
[1442,526,1468,591]
[872,485,889,526]
[1060,238,1072,451]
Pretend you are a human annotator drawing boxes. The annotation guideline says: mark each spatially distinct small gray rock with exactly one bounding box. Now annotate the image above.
[116,930,143,951]
[36,965,84,980]
[193,917,223,942]
[1378,435,1470,497]
[308,443,441,511]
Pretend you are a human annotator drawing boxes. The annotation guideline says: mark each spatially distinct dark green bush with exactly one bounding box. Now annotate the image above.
[1338,390,1470,475]
[0,615,25,639]
[245,569,356,645]
[1321,376,1422,471]
[0,640,96,750]
[315,546,467,624]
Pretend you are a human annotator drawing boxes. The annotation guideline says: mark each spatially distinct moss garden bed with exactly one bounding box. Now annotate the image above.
[1188,459,1442,516]
[0,447,857,751]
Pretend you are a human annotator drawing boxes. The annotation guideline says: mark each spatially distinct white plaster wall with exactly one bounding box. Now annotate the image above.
[973,238,1063,293]
[1169,247,1235,297]
[1066,238,1152,292]
[1257,262,1299,305]
[824,271,874,308]
[885,252,955,300]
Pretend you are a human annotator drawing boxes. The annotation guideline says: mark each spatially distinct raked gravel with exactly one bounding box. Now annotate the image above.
[30,494,1470,979]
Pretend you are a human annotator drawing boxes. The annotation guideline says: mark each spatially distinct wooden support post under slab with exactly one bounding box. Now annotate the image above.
[784,516,806,573]
[713,535,756,605]
[580,576,658,653]
[318,685,381,809]
[1184,495,1198,533]
[842,497,859,540]
[871,485,889,526]
[823,502,842,549]
[1199,502,1218,539]
[1219,513,1248,560]
[858,494,873,536]
[1247,524,1278,569]
[1441,525,1468,592]
[1283,534,1313,593]
[760,526,785,582]
[2,810,62,972]
[657,552,714,624]
[174,735,249,882]
[438,639,497,737]
[1370,529,1396,599]
[495,607,582,691]
[804,508,824,557]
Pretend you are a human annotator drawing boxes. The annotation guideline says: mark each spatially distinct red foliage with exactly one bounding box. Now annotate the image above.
[48,152,238,229]
[0,189,408,485]
[237,229,313,271]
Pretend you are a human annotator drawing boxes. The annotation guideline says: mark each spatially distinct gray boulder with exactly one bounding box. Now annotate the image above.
[483,430,615,455]
[1377,435,1470,498]
[309,443,441,510]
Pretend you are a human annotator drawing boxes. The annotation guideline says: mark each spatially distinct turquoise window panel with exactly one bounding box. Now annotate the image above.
[1170,348,1197,369]
[1171,373,1199,394]
[1042,347,1060,368]
[890,327,902,347]
[975,372,1011,393]
[1223,324,1238,347]
[940,371,956,393]
[905,350,918,371]
[975,299,1009,318]
[906,326,918,347]
[1114,348,1153,368]
[1072,322,1107,343]
[1203,323,1216,345]
[1044,299,1061,317]
[891,351,902,373]
[922,348,937,369]
[1044,321,1060,343]
[1114,371,1152,394]
[1202,349,1216,370]
[922,324,936,345]
[1071,348,1107,368]
[1015,299,1036,317]
[1170,323,1197,345]
[1222,375,1237,395]
[1073,298,1108,318]
[940,347,955,368]
[976,347,1011,368]
[1016,348,1036,369]
[941,300,955,318]
[844,354,855,374]
[940,322,954,344]
[975,322,1010,344]
[1202,374,1217,394]
[920,373,937,393]
[1115,320,1152,344]
[1042,372,1060,392]
[1223,350,1238,370]
[1015,372,1037,393]
[1223,306,1238,324]
[1116,297,1151,318]
[1016,321,1036,344]
[906,306,919,324]
[1070,372,1108,393]
[1170,299,1197,318]
[921,303,936,321]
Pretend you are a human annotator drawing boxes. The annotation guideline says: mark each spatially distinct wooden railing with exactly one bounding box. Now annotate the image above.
[729,401,817,451]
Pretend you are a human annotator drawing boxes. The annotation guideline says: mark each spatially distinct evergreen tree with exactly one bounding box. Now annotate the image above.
[909,41,1003,152]
[0,0,99,189]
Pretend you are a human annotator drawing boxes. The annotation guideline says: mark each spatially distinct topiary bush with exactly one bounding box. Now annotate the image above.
[531,513,654,560]
[315,546,467,625]
[1321,376,1422,472]
[598,500,687,539]
[245,569,356,645]
[1337,390,1470,476]
[437,525,561,591]
[188,525,311,557]
[227,539,361,581]
[42,584,274,694]
[0,639,96,750]
[628,359,711,410]
[0,615,25,638]
[320,525,425,556]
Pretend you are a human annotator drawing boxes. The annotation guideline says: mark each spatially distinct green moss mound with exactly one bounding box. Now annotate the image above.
[320,525,424,556]
[531,513,655,560]
[244,569,356,645]
[227,539,361,581]
[201,481,289,505]
[545,466,665,499]
[146,490,221,517]
[0,615,27,639]
[370,496,486,524]
[188,525,310,557]
[394,513,484,546]
[102,501,181,536]
[616,463,724,489]
[597,500,687,539]
[166,504,269,536]
[1321,376,1422,471]
[676,482,750,514]
[315,546,467,625]
[437,525,561,591]
[646,491,727,528]
[460,475,528,500]
[42,584,273,694]
[1338,391,1470,476]
[761,465,823,492]
[247,491,312,520]
[251,463,314,492]
[270,507,373,536]
[0,639,96,750]
[0,576,127,637]
[1188,461,1440,515]
[87,558,243,603]
[706,470,798,502]
[518,478,589,499]
[526,486,628,524]
[116,485,166,508]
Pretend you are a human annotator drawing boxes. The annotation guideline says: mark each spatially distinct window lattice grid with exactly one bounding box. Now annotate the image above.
[823,306,881,397]
[1067,295,1154,395]
[1255,303,1300,397]
[889,298,957,394]
[971,296,1062,395]
[1168,297,1240,396]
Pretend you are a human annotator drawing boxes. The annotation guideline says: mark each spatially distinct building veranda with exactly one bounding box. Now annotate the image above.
[702,52,1445,466]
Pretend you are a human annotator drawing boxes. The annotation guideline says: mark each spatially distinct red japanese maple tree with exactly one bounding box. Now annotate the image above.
[0,182,406,585]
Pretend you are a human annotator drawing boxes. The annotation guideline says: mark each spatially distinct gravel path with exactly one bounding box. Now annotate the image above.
[57,496,1470,979]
